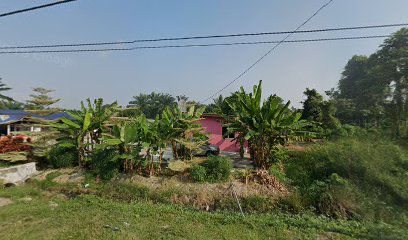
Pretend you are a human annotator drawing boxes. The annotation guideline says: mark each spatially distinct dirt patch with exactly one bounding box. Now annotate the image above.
[0,197,13,207]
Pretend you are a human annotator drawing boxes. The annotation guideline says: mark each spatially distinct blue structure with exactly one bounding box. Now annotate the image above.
[0,110,70,135]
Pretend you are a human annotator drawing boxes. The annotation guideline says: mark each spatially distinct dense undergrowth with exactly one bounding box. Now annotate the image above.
[285,135,408,225]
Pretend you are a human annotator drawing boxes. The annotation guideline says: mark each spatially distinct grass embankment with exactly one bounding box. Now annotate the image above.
[1,136,407,239]
[0,176,407,240]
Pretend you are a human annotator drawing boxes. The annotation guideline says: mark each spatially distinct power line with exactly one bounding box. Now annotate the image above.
[0,35,393,54]
[0,0,78,18]
[200,0,335,103]
[0,23,407,50]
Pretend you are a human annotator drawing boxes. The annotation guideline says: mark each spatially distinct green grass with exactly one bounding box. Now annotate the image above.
[1,182,407,240]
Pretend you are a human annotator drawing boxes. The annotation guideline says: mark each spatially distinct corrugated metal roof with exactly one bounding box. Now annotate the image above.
[42,112,71,120]
[0,110,71,124]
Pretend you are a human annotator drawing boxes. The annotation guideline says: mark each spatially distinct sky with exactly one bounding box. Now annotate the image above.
[0,0,408,109]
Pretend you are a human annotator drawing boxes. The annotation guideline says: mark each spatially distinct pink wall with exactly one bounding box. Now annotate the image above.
[198,115,241,152]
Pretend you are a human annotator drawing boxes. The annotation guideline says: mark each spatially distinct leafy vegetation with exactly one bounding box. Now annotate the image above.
[47,144,78,169]
[190,156,232,183]
[285,135,408,223]
[225,80,309,168]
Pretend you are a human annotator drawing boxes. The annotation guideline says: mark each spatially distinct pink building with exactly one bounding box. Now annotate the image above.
[198,114,241,152]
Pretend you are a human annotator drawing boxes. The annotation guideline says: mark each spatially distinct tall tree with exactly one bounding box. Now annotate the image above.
[302,88,324,122]
[26,87,60,110]
[375,28,408,136]
[129,92,175,119]
[330,28,408,134]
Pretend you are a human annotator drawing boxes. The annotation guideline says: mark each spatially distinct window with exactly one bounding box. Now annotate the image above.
[222,126,235,139]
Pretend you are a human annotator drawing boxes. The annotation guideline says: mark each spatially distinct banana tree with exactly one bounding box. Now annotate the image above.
[51,98,118,166]
[160,105,206,160]
[99,120,143,174]
[51,110,92,166]
[99,115,161,176]
[226,80,311,169]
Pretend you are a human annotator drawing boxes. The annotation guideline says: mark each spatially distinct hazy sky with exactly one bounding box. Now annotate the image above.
[1,0,408,109]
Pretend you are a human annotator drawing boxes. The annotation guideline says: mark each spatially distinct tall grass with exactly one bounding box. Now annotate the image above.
[285,136,408,223]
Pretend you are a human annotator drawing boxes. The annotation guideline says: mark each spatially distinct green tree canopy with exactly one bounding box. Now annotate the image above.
[129,92,176,119]
[330,28,408,137]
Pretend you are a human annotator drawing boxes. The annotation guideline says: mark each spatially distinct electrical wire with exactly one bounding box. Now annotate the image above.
[0,35,393,54]
[0,23,406,50]
[200,0,335,103]
[0,0,78,18]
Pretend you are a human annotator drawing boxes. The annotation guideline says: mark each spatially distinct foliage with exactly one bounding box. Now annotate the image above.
[330,28,408,138]
[129,92,176,119]
[160,105,206,160]
[302,88,340,131]
[204,94,236,115]
[51,98,118,166]
[0,151,28,162]
[89,148,120,180]
[268,164,288,184]
[47,144,78,168]
[286,137,408,222]
[190,156,232,182]
[226,80,311,169]
[190,164,207,182]
[98,116,149,175]
[0,78,13,102]
[0,135,30,153]
[25,87,60,111]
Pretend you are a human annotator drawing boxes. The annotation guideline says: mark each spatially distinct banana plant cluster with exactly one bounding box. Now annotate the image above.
[99,115,153,175]
[160,105,206,160]
[226,80,311,169]
[51,98,118,166]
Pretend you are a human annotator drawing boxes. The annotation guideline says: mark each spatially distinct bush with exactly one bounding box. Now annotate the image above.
[47,144,78,168]
[190,165,207,182]
[0,135,31,153]
[203,156,233,182]
[90,149,120,181]
[190,156,232,183]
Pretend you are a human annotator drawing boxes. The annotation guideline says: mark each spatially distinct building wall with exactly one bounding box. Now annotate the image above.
[198,116,240,152]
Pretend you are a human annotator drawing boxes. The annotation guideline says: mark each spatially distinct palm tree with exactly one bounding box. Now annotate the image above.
[0,78,14,102]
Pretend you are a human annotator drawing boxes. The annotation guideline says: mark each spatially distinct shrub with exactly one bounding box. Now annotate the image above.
[190,156,232,183]
[90,149,120,181]
[47,144,78,168]
[202,156,232,182]
[0,135,30,153]
[190,165,207,182]
[89,148,121,180]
